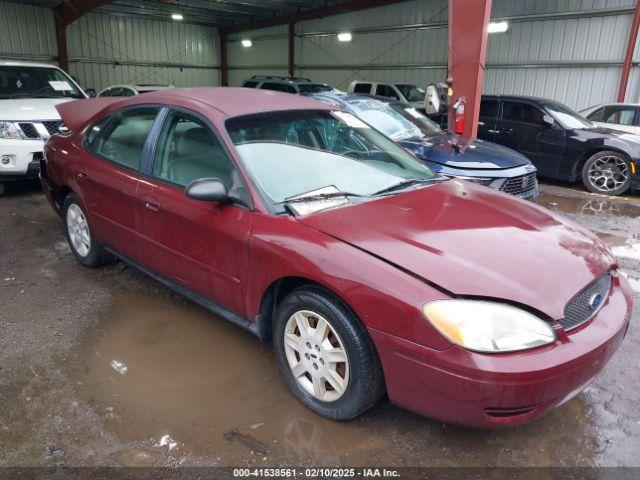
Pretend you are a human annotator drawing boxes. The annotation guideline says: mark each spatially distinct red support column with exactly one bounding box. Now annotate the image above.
[447,0,492,141]
[55,18,69,72]
[617,1,640,102]
[220,33,228,86]
[288,22,295,79]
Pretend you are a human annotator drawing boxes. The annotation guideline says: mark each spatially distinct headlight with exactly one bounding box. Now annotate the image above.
[0,121,24,140]
[423,300,556,353]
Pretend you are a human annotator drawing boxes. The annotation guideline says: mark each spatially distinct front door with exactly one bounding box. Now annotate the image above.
[496,100,565,177]
[137,108,252,315]
[81,106,160,261]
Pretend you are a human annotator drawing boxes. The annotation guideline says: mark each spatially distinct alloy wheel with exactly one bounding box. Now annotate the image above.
[66,204,91,257]
[283,309,350,402]
[587,155,629,192]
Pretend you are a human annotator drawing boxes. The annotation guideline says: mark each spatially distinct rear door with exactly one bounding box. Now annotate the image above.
[496,100,565,176]
[81,106,161,261]
[477,97,499,142]
[137,108,252,314]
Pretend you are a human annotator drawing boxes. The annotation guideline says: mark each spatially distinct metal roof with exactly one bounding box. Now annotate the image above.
[14,0,353,27]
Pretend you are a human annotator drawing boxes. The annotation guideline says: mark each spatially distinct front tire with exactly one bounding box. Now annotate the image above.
[582,151,632,196]
[273,287,385,420]
[63,194,109,267]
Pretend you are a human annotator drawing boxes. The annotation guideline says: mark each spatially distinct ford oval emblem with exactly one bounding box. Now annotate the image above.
[589,292,604,310]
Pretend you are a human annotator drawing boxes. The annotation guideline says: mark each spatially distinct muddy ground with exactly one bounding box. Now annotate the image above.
[0,179,639,470]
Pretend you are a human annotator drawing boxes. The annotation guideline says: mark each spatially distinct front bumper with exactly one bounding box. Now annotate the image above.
[370,272,632,428]
[426,162,540,201]
[0,138,45,181]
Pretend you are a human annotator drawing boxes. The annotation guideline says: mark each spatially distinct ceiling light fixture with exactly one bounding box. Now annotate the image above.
[171,13,184,21]
[241,39,253,47]
[487,21,508,33]
[337,32,353,42]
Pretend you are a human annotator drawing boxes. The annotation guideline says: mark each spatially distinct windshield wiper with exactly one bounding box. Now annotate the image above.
[281,191,364,204]
[372,179,434,196]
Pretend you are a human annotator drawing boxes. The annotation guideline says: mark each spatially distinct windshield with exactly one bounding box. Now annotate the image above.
[226,110,438,206]
[347,99,441,141]
[396,84,425,102]
[542,101,592,129]
[0,66,84,99]
[298,83,332,94]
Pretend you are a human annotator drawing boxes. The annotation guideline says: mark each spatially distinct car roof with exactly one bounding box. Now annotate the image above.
[0,60,62,69]
[119,87,334,117]
[483,94,553,104]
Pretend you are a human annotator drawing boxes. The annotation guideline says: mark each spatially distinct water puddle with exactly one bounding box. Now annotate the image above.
[67,292,394,466]
[539,192,640,219]
[66,291,602,467]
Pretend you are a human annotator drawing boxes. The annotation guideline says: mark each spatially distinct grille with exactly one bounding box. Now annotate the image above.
[500,173,538,197]
[560,271,612,331]
[43,121,63,135]
[18,123,40,139]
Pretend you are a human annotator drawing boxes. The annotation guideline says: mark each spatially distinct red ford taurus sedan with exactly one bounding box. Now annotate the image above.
[40,88,632,428]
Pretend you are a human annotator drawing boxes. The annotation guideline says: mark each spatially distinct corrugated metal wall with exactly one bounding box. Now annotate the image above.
[0,2,58,63]
[67,13,219,91]
[1,0,640,109]
[0,2,219,91]
[229,0,639,110]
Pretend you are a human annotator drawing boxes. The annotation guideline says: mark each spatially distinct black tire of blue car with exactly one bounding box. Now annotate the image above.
[582,150,632,196]
[63,194,111,267]
[273,286,385,420]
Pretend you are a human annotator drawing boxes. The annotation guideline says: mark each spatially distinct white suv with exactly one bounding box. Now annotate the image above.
[0,61,86,196]
[348,80,426,110]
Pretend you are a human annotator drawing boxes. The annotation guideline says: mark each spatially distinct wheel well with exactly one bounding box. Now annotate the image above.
[55,185,73,212]
[576,148,631,179]
[257,277,349,342]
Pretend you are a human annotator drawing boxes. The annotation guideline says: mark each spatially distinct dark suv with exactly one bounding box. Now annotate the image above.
[478,95,640,196]
[241,76,333,95]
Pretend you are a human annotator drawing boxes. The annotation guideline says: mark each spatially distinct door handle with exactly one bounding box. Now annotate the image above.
[145,202,160,212]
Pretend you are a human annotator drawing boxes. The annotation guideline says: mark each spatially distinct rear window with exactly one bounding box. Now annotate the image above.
[260,82,297,94]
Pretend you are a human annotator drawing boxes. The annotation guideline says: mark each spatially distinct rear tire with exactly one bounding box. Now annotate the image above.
[273,286,385,420]
[582,151,632,196]
[62,194,110,267]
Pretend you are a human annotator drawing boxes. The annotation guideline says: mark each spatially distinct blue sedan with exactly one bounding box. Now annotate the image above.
[310,92,540,201]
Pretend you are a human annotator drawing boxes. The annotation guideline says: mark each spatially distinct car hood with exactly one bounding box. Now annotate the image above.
[581,125,640,144]
[297,180,615,320]
[0,98,75,121]
[399,135,532,169]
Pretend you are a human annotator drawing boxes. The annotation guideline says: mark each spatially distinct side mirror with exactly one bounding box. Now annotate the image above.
[425,85,440,115]
[542,114,555,127]
[185,178,229,202]
[85,88,97,98]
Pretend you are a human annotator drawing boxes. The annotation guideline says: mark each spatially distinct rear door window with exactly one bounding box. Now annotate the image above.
[479,99,499,119]
[502,101,544,125]
[260,82,297,94]
[352,83,372,94]
[375,84,400,100]
[86,107,160,170]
